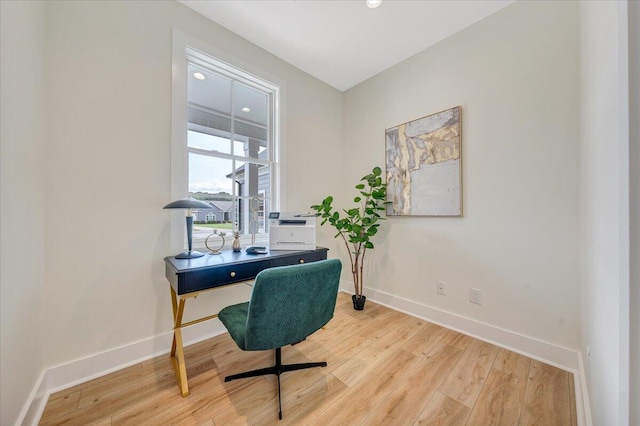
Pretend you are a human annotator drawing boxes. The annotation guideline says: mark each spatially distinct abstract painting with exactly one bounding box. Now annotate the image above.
[385,106,462,217]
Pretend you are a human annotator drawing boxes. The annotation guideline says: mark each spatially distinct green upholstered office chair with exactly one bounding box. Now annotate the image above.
[218,258,342,420]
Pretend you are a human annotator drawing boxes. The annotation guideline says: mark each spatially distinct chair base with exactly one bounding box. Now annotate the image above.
[224,347,327,420]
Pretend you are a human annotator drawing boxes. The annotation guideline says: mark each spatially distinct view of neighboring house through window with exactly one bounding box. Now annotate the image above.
[186,51,278,242]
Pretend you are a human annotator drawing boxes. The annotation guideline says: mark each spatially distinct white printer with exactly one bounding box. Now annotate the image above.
[268,212,316,251]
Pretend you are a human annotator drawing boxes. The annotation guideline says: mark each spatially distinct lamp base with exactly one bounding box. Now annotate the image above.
[175,250,205,259]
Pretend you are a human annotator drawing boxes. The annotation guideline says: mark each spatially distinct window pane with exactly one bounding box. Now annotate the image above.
[191,197,236,240]
[233,160,270,235]
[188,153,235,196]
[188,64,231,115]
[233,81,268,126]
[191,198,246,239]
[232,135,267,159]
[188,130,231,154]
[234,162,271,198]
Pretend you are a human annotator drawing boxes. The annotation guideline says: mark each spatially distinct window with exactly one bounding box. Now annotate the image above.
[185,49,279,243]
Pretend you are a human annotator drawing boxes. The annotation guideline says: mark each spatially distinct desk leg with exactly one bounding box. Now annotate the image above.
[170,286,190,397]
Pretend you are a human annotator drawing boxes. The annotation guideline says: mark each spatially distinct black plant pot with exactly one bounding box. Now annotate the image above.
[352,295,366,311]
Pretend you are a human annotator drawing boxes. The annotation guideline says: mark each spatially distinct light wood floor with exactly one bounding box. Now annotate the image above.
[40,292,577,425]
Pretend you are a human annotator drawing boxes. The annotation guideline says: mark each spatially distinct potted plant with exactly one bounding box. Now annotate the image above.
[311,166,389,310]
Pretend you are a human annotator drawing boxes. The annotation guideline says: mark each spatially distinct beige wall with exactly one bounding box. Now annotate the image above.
[41,0,343,370]
[343,1,581,349]
[0,1,47,424]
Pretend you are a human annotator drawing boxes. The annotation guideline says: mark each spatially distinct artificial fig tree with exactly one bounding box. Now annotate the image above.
[311,166,389,308]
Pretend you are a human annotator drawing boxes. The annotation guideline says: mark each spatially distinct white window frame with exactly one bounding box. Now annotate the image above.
[171,30,283,253]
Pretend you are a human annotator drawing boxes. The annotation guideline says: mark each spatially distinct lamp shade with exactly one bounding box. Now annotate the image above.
[163,198,212,210]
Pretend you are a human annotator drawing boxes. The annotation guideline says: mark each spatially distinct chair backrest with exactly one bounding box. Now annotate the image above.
[244,258,342,351]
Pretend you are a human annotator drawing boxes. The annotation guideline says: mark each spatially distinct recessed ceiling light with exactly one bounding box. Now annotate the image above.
[193,72,206,80]
[241,107,251,113]
[366,0,382,9]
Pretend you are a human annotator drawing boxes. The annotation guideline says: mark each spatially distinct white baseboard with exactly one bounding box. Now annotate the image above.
[19,283,592,426]
[576,352,594,426]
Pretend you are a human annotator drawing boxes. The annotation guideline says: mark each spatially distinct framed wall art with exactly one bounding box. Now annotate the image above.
[385,106,462,217]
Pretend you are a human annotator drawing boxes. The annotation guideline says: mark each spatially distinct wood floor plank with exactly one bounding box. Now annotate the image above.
[201,376,279,425]
[414,391,471,426]
[466,368,526,425]
[44,355,215,426]
[76,353,208,409]
[439,339,499,407]
[111,360,255,425]
[39,391,81,423]
[355,305,416,340]
[361,343,463,425]
[331,315,426,387]
[39,295,577,426]
[439,329,473,351]
[286,330,373,375]
[403,322,449,357]
[308,348,421,425]
[519,360,571,426]
[259,374,349,425]
[493,348,531,380]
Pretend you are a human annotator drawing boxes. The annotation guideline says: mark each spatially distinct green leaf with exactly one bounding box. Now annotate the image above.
[365,241,374,249]
[354,196,361,203]
[355,184,365,190]
[373,166,382,176]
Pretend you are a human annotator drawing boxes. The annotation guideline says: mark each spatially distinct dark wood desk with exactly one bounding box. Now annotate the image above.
[164,247,328,396]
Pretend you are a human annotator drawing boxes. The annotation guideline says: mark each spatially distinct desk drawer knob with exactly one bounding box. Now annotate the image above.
[299,259,305,264]
[230,271,236,278]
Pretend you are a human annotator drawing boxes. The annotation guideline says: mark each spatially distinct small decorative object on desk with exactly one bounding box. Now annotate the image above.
[232,230,241,252]
[205,229,226,255]
[249,196,260,247]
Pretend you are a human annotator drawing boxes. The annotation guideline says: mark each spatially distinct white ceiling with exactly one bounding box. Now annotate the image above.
[179,0,514,92]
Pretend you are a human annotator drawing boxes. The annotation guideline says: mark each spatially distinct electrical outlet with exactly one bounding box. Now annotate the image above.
[470,288,482,305]
[437,281,445,295]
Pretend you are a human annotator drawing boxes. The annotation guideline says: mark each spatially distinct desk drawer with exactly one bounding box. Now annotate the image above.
[178,260,268,294]
[269,250,327,268]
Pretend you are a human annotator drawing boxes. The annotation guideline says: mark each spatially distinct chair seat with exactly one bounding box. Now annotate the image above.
[219,302,249,350]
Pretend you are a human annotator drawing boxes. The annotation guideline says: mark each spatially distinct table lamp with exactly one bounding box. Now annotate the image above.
[164,198,212,259]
